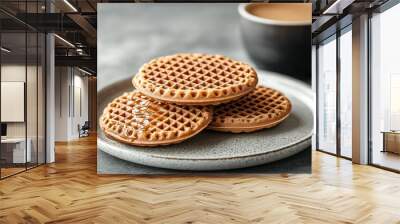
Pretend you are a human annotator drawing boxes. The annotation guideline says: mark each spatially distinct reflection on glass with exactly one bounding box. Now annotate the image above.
[340,29,352,158]
[371,3,400,171]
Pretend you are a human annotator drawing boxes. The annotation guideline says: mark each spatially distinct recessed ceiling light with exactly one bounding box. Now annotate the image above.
[54,34,75,48]
[323,0,354,15]
[1,47,11,53]
[63,0,78,12]
[78,67,93,76]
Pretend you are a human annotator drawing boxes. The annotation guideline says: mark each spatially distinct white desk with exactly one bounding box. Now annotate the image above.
[1,137,31,163]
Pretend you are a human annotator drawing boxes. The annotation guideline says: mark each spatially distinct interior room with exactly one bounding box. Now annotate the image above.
[314,0,400,172]
[0,0,97,179]
[0,0,399,223]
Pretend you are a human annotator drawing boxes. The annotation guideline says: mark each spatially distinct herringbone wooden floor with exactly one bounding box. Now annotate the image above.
[1,135,399,224]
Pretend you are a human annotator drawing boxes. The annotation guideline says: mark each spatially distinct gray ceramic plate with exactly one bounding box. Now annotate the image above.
[98,71,314,171]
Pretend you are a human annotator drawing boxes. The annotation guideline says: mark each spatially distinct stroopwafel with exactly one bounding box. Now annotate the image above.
[208,86,291,133]
[100,91,212,146]
[132,53,258,105]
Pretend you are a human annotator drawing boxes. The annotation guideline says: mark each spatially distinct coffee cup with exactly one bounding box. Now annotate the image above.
[238,3,312,82]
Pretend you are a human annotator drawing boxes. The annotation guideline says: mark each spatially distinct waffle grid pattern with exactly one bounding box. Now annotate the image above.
[133,53,258,103]
[210,86,291,127]
[100,91,212,145]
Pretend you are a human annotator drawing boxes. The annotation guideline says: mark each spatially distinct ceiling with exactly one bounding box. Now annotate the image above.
[311,0,391,43]
[0,0,98,74]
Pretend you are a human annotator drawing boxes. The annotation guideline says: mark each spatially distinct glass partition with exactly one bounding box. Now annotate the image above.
[1,31,28,177]
[0,2,46,179]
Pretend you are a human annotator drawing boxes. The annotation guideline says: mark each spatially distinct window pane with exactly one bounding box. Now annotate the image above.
[318,37,337,154]
[340,29,352,158]
[371,3,400,171]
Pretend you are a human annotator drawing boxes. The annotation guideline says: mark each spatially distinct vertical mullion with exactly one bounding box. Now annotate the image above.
[316,44,320,150]
[25,0,28,171]
[80,88,82,117]
[68,69,71,118]
[367,11,373,165]
[336,29,341,157]
[60,67,62,117]
[44,0,48,164]
[44,33,47,164]
[36,0,39,167]
[73,68,75,118]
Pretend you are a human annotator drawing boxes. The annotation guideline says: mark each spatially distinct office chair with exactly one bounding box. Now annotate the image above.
[79,121,90,138]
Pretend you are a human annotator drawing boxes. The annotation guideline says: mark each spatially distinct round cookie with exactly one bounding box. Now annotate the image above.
[100,91,212,146]
[208,86,291,133]
[132,53,258,105]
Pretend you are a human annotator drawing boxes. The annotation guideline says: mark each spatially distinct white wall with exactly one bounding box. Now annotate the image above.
[54,67,89,141]
[1,65,26,138]
[1,65,40,138]
[55,66,69,141]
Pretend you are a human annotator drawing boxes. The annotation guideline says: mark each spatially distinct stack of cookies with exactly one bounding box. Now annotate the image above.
[100,53,292,147]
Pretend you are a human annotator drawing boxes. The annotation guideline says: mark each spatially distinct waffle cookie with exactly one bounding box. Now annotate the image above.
[208,86,291,133]
[100,91,212,146]
[132,53,258,105]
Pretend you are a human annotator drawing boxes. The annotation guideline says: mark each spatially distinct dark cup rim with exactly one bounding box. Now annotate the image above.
[238,3,311,26]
